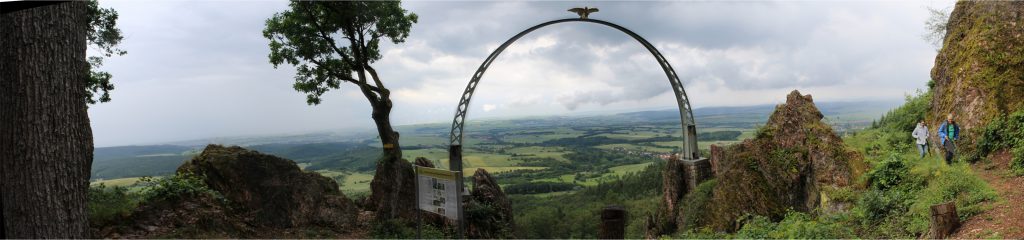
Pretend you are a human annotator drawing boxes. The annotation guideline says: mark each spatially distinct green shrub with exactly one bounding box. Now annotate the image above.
[734,214,774,239]
[138,172,215,202]
[866,154,909,191]
[679,180,716,231]
[464,202,514,238]
[670,227,731,239]
[969,109,1024,170]
[735,211,855,239]
[88,184,140,226]
[875,90,932,133]
[907,164,998,232]
[370,218,449,239]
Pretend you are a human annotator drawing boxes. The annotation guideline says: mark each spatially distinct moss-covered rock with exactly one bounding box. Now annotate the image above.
[706,90,858,231]
[177,144,358,229]
[929,1,1024,151]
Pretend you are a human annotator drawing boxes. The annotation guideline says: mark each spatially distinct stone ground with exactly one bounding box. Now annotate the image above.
[951,150,1024,239]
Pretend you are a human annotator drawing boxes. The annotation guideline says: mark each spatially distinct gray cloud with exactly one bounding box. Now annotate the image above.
[88,0,953,146]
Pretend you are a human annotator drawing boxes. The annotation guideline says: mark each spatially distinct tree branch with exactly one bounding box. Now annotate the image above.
[306,57,383,94]
[365,64,389,99]
[345,24,382,105]
[302,3,350,61]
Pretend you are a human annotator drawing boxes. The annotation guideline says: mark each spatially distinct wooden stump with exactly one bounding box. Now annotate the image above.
[599,205,627,239]
[930,202,959,239]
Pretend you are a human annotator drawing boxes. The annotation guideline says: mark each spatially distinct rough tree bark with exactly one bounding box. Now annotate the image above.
[367,99,415,220]
[371,101,402,160]
[0,1,93,238]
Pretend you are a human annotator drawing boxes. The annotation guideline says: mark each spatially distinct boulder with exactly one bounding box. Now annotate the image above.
[415,157,435,168]
[705,90,857,231]
[177,144,358,229]
[367,155,418,221]
[466,168,514,239]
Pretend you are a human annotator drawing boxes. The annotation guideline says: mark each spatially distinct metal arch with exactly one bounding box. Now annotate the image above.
[449,18,701,160]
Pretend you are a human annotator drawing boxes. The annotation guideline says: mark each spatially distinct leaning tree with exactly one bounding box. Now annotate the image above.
[263,1,419,220]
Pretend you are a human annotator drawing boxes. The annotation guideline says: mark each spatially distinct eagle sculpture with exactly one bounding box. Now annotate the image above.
[568,7,599,19]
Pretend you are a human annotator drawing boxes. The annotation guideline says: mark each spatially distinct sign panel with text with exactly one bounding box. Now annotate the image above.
[415,166,460,220]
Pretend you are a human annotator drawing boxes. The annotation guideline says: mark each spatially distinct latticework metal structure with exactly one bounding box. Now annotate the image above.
[448,18,701,161]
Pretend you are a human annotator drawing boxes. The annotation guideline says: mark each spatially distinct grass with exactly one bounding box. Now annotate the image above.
[403,148,449,162]
[466,166,547,176]
[507,146,570,162]
[313,169,375,195]
[533,162,654,187]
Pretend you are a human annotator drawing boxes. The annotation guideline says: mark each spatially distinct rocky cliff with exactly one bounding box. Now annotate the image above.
[177,145,359,229]
[930,1,1024,144]
[706,90,858,231]
[93,145,363,238]
[466,168,515,239]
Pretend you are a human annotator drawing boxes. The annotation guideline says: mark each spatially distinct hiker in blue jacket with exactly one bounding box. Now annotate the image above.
[938,114,960,164]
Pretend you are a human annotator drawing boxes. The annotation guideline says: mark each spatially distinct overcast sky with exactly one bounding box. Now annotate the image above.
[87,0,955,147]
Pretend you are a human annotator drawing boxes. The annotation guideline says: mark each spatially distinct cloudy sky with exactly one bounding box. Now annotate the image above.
[88,0,954,147]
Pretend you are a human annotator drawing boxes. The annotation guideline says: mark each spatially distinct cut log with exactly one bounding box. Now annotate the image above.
[930,202,959,239]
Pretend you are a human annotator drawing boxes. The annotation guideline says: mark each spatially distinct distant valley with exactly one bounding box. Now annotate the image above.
[91,100,897,196]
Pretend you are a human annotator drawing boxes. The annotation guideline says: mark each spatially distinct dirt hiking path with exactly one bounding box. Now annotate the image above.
[951,150,1024,239]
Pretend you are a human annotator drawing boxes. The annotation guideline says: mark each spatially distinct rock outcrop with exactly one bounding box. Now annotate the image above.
[91,194,254,238]
[705,90,857,231]
[415,157,435,168]
[466,168,515,239]
[644,156,686,238]
[177,145,358,229]
[367,155,418,221]
[929,1,1024,145]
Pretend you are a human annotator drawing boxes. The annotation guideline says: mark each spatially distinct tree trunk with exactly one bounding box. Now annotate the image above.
[367,100,417,221]
[0,1,93,238]
[371,101,402,161]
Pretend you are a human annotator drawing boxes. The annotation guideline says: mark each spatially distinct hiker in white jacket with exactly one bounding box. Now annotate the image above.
[912,120,929,158]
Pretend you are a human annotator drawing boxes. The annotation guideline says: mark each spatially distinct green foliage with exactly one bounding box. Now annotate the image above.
[92,154,189,180]
[137,172,215,202]
[87,184,140,226]
[874,90,932,133]
[969,109,1024,172]
[504,182,577,195]
[697,131,743,141]
[263,1,417,105]
[370,218,450,239]
[511,162,664,238]
[465,202,515,238]
[754,125,774,139]
[679,180,716,231]
[856,188,914,222]
[865,154,909,190]
[923,6,950,51]
[735,211,855,239]
[846,128,998,238]
[907,164,997,231]
[85,0,126,104]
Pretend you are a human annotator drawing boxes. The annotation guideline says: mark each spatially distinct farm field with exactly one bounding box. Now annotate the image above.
[89,104,890,197]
